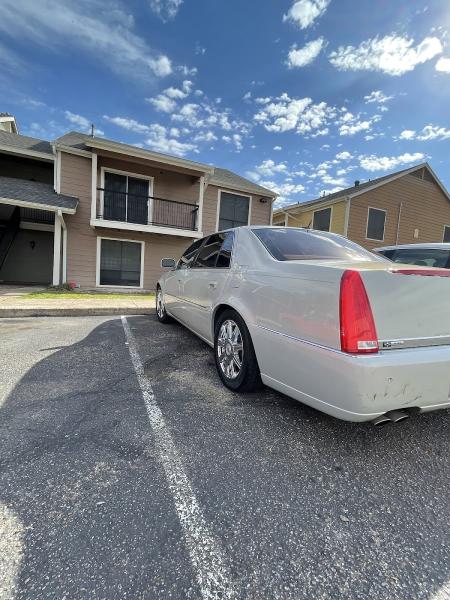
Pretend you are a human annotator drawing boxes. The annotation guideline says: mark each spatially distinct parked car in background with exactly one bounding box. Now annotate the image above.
[156,227,450,425]
[374,243,450,268]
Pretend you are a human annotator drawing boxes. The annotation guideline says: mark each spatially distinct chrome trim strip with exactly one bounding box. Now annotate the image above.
[380,335,450,350]
[256,324,345,355]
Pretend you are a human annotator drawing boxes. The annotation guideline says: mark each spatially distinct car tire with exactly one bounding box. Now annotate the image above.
[156,287,172,323]
[214,309,262,392]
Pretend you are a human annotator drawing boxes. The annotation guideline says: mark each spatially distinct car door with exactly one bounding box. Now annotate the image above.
[163,237,204,319]
[180,231,235,342]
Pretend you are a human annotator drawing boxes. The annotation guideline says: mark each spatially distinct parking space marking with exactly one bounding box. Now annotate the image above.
[121,316,238,600]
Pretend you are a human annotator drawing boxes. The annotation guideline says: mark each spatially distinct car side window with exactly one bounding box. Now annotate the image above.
[216,231,234,268]
[193,234,223,268]
[391,248,450,268]
[177,238,204,269]
[192,231,235,269]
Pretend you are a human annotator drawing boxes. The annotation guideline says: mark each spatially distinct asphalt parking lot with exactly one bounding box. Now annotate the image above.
[0,315,449,600]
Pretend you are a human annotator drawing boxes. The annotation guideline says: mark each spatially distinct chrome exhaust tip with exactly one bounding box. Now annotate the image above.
[385,410,409,423]
[372,415,392,426]
[372,409,410,426]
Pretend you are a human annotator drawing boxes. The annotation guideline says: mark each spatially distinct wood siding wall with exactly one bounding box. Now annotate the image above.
[273,200,347,235]
[61,152,272,289]
[347,174,450,250]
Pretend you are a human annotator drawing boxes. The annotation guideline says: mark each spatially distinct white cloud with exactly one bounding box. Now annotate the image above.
[359,152,425,172]
[436,57,450,73]
[399,124,450,141]
[339,114,381,136]
[65,111,104,135]
[273,145,282,151]
[145,123,197,156]
[254,159,289,177]
[163,80,193,99]
[148,0,183,21]
[147,94,177,113]
[283,0,331,29]
[193,130,217,143]
[336,151,352,160]
[364,90,393,104]
[287,37,325,68]
[254,93,336,136]
[329,35,442,76]
[0,0,172,82]
[222,134,243,151]
[103,116,152,134]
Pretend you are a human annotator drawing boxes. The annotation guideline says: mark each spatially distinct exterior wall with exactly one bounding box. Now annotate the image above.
[0,229,53,284]
[60,152,273,289]
[202,185,272,236]
[347,173,450,250]
[61,152,192,289]
[273,200,347,234]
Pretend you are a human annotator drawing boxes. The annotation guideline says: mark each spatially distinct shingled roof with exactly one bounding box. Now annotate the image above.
[0,176,78,212]
[56,131,277,198]
[0,130,53,156]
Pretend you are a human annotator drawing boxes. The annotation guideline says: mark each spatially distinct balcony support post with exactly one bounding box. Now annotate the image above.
[197,175,205,232]
[91,152,97,221]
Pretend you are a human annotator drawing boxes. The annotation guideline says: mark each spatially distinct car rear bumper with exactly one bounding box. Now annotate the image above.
[254,327,450,421]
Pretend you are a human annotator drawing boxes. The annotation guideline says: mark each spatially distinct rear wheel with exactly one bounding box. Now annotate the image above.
[156,287,172,323]
[214,309,261,392]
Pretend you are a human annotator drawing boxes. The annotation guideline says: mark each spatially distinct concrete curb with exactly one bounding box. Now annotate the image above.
[0,308,155,318]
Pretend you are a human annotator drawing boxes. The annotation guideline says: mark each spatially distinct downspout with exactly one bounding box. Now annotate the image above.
[395,202,403,244]
[344,196,351,238]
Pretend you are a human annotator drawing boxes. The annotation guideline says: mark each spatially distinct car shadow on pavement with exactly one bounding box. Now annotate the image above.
[0,315,449,600]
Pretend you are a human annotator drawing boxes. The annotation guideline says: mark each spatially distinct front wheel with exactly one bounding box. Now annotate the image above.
[156,287,172,323]
[214,309,261,392]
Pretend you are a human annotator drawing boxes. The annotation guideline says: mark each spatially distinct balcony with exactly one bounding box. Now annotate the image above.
[92,187,201,237]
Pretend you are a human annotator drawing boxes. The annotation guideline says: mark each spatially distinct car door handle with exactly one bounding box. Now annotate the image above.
[208,281,217,289]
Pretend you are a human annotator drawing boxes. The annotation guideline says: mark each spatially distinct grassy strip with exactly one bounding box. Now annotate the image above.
[24,291,155,300]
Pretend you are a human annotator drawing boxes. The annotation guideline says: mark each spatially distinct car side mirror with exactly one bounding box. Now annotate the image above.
[161,258,176,268]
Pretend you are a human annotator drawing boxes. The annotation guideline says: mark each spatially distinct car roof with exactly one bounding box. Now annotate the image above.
[375,243,450,251]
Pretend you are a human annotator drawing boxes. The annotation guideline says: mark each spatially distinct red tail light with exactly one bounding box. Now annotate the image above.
[340,270,378,354]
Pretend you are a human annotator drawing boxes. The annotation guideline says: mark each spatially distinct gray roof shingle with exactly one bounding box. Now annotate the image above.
[0,176,78,211]
[0,130,53,156]
[56,131,277,198]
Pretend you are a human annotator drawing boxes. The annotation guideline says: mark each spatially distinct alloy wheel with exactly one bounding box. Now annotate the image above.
[217,319,243,380]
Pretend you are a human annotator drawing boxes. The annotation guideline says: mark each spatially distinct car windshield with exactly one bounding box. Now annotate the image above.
[253,227,381,262]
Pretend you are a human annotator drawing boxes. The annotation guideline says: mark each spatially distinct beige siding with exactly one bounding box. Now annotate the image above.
[61,152,191,289]
[202,185,272,235]
[61,152,272,289]
[273,199,347,234]
[347,173,450,250]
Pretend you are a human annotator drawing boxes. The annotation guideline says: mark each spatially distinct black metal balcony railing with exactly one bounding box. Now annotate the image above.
[96,188,199,231]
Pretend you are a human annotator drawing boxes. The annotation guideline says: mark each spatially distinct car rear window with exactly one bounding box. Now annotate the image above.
[391,248,450,268]
[253,228,380,262]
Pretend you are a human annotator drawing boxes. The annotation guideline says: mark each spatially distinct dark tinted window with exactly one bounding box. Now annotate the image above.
[366,208,386,241]
[378,249,395,260]
[219,192,249,230]
[391,248,450,268]
[193,232,234,268]
[177,238,204,269]
[444,226,450,243]
[253,228,379,262]
[216,231,234,268]
[100,239,141,286]
[313,207,331,232]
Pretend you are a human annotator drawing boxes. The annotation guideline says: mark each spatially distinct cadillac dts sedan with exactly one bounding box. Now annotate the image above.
[156,227,450,424]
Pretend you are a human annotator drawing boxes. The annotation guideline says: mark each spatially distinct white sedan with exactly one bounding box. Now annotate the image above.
[156,226,450,425]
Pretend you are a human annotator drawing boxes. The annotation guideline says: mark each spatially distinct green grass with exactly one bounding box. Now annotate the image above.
[24,290,155,300]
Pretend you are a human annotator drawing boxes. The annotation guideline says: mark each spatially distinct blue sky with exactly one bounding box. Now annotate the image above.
[1,0,450,206]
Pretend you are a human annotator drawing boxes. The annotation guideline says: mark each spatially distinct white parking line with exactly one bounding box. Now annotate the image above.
[121,316,238,600]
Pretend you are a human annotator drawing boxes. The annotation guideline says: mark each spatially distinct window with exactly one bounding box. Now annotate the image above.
[218,191,250,230]
[313,207,331,232]
[253,227,380,262]
[103,170,150,225]
[366,208,386,241]
[98,239,143,287]
[391,248,450,268]
[193,232,234,268]
[444,226,450,243]
[177,238,205,269]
